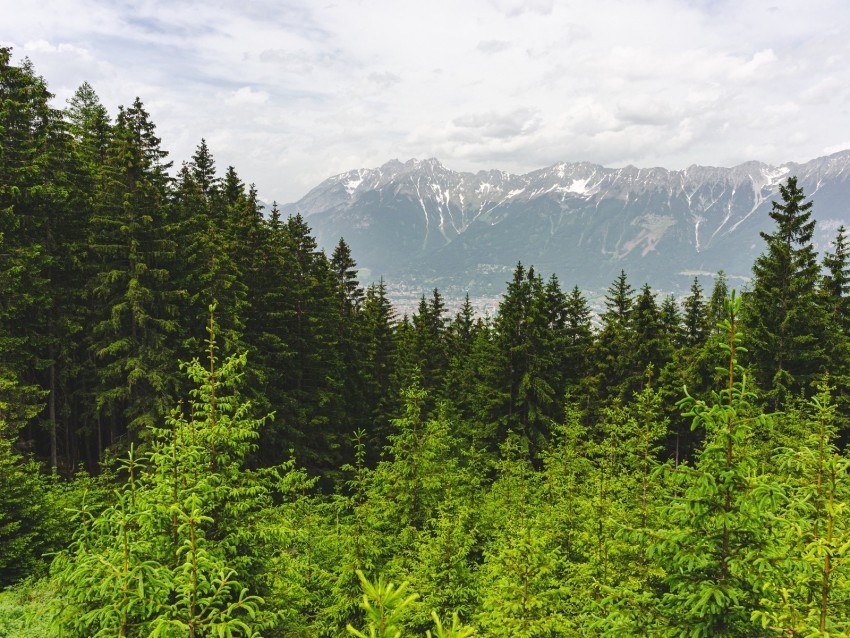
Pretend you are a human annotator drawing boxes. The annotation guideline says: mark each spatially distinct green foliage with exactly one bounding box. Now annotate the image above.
[744,176,828,408]
[0,435,52,587]
[347,571,474,638]
[48,314,273,636]
[756,382,850,636]
[8,50,850,638]
[0,578,56,637]
[648,291,782,636]
[347,570,418,638]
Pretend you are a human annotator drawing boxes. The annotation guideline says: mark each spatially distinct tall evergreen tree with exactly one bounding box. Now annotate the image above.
[660,293,684,349]
[744,176,827,407]
[189,137,219,199]
[819,226,850,423]
[821,226,850,329]
[409,290,449,401]
[682,276,708,346]
[562,286,594,399]
[490,265,560,458]
[87,97,179,441]
[359,279,398,451]
[630,283,669,387]
[706,270,729,330]
[0,48,89,468]
[594,270,637,403]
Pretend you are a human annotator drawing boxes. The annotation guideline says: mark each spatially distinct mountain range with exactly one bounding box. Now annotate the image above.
[283,152,850,304]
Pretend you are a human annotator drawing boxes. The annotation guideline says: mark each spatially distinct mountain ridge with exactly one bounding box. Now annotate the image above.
[282,151,850,300]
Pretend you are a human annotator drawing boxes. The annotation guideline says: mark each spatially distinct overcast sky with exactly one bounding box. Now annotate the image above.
[4,0,850,203]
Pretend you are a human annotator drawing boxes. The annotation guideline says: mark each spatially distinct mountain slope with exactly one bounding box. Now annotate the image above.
[284,152,850,297]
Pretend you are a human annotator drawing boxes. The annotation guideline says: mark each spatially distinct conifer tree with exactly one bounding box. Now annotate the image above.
[189,138,220,199]
[0,393,54,587]
[50,313,282,636]
[87,97,180,441]
[660,293,684,348]
[819,226,850,422]
[490,264,560,457]
[630,283,670,388]
[65,82,111,178]
[411,290,450,402]
[0,47,88,468]
[269,214,345,470]
[174,144,247,358]
[744,177,827,407]
[563,286,594,399]
[759,383,850,635]
[682,276,708,346]
[594,270,637,403]
[441,295,486,428]
[330,238,371,441]
[648,292,781,636]
[707,270,729,330]
[360,279,398,451]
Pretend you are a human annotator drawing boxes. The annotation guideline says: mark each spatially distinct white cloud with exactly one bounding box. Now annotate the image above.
[22,39,90,57]
[224,87,270,107]
[3,0,850,202]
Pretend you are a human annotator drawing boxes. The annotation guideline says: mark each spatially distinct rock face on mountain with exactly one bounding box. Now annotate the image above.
[284,152,850,297]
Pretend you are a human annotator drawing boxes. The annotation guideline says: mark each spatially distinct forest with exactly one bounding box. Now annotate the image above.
[2,47,850,637]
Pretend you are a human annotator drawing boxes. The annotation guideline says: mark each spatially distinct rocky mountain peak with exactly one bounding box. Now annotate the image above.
[286,153,850,299]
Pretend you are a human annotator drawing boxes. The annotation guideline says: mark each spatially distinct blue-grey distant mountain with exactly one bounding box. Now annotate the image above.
[284,152,850,297]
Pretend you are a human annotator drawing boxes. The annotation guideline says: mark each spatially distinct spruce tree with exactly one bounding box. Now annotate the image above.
[563,286,594,399]
[173,145,247,358]
[594,270,637,403]
[683,276,708,346]
[0,48,89,469]
[360,279,398,452]
[648,292,781,636]
[819,227,850,423]
[490,264,560,457]
[660,293,684,348]
[744,177,827,407]
[87,97,180,441]
[707,270,729,330]
[630,283,670,388]
[50,314,274,636]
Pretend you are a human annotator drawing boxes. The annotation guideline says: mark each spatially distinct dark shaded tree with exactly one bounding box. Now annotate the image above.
[743,176,827,407]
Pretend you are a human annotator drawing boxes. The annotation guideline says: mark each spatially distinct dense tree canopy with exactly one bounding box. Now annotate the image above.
[3,49,850,637]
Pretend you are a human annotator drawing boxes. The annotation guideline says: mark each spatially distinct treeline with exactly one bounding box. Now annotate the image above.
[2,49,850,636]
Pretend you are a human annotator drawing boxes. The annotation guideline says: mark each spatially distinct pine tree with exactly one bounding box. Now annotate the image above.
[594,270,637,403]
[744,176,827,407]
[759,383,850,635]
[87,97,180,441]
[0,48,89,469]
[490,264,560,457]
[264,213,344,471]
[441,295,485,427]
[819,227,850,423]
[648,292,782,636]
[683,276,708,346]
[0,383,53,587]
[630,283,670,388]
[50,314,280,636]
[174,144,247,358]
[360,279,398,452]
[660,293,684,348]
[65,82,111,179]
[705,270,729,328]
[189,138,220,199]
[563,286,594,399]
[411,290,449,402]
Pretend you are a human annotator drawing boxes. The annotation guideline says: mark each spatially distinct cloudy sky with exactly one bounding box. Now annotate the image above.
[4,0,850,203]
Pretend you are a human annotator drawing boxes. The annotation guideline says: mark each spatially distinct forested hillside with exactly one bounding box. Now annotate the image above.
[2,48,850,637]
